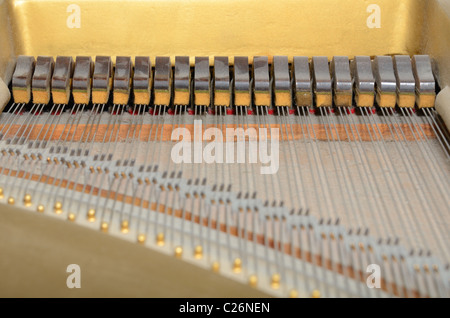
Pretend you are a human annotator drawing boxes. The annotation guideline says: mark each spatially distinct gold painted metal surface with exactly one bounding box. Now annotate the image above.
[424,0,450,88]
[0,0,15,82]
[5,0,428,66]
[0,204,269,297]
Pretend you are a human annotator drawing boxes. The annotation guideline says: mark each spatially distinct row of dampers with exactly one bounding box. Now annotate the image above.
[11,55,436,109]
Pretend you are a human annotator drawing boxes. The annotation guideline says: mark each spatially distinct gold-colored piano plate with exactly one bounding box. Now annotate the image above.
[0,204,269,297]
[6,0,425,65]
[425,0,450,89]
[0,0,14,81]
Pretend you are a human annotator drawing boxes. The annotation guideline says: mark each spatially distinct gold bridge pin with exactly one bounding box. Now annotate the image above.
[121,220,129,234]
[211,261,220,273]
[194,245,203,259]
[87,208,96,222]
[271,273,281,289]
[249,274,258,287]
[232,258,242,273]
[137,233,146,244]
[100,221,109,233]
[156,233,165,246]
[23,194,32,207]
[174,246,183,259]
[289,289,299,298]
[54,201,63,214]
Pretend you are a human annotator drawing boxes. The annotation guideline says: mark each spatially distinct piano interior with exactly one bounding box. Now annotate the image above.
[0,0,449,298]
